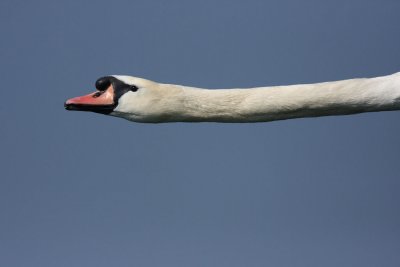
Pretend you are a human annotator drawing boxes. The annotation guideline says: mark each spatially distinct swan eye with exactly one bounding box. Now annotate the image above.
[130,85,138,92]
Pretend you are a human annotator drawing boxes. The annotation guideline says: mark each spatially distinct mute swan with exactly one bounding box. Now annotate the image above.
[65,72,400,123]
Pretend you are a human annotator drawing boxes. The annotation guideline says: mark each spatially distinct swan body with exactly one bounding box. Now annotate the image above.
[65,72,400,123]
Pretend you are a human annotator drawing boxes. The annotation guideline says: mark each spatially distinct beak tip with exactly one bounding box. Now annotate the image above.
[64,101,71,110]
[64,98,75,110]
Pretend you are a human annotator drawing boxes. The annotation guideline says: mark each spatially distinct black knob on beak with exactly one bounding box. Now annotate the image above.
[95,76,112,91]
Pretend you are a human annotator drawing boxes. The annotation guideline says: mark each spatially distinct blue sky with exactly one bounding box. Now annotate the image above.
[1,1,400,266]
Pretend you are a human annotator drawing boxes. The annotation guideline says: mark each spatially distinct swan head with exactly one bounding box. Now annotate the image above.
[65,75,182,122]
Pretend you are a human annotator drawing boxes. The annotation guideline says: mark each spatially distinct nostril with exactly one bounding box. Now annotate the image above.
[95,76,112,91]
[92,91,103,98]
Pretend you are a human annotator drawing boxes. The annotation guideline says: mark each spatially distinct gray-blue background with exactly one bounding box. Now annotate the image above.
[1,0,400,266]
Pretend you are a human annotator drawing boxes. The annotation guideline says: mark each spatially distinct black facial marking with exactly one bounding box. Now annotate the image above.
[94,76,139,105]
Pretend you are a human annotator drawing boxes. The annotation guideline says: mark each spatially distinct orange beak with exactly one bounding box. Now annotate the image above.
[65,86,115,114]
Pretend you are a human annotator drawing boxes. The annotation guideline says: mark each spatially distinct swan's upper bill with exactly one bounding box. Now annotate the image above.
[65,73,400,123]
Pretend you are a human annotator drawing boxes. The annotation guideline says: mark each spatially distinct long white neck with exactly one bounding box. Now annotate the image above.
[155,72,400,123]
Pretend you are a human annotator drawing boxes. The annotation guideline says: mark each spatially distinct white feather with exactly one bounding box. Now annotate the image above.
[110,72,400,123]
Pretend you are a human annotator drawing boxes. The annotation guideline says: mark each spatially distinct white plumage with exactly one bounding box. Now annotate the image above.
[105,72,400,123]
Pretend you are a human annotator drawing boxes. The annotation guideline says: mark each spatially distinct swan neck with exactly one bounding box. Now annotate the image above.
[176,73,400,122]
